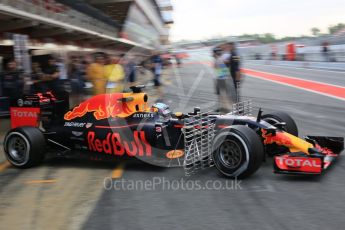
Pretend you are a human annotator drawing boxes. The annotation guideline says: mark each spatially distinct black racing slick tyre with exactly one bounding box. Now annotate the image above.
[262,111,298,136]
[4,126,46,168]
[212,125,264,179]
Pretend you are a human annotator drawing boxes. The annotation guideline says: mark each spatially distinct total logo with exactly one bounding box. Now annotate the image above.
[87,131,151,156]
[12,109,38,118]
[276,157,321,168]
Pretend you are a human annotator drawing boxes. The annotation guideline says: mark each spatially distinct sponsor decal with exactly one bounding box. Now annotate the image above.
[11,109,38,118]
[17,99,24,107]
[64,94,133,120]
[71,131,85,141]
[87,131,151,156]
[262,129,293,146]
[262,129,313,154]
[64,122,86,128]
[10,107,40,129]
[133,113,155,118]
[156,126,162,132]
[275,156,322,173]
[72,131,83,137]
[166,150,184,159]
[86,123,93,129]
[276,157,321,168]
[17,99,33,107]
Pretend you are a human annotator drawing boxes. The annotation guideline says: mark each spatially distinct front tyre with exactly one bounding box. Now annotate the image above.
[212,125,264,178]
[4,127,46,168]
[262,111,298,136]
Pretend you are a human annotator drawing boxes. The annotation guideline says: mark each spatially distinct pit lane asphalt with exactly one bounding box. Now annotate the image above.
[244,61,345,87]
[1,53,345,230]
[84,60,345,230]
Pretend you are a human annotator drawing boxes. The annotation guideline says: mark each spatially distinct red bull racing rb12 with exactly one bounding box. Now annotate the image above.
[3,86,344,178]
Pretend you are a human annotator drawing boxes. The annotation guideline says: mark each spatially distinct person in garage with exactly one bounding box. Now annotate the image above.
[1,59,24,97]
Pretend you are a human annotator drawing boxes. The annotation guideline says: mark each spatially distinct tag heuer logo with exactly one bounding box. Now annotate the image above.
[64,122,86,128]
[86,123,93,128]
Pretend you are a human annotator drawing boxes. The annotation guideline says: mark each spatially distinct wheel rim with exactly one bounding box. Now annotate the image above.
[6,134,29,165]
[219,140,242,169]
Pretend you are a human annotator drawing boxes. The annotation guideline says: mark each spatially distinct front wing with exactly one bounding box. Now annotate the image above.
[273,136,344,175]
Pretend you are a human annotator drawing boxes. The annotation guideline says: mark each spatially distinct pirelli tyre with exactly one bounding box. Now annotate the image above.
[4,126,46,168]
[212,125,264,178]
[262,111,298,136]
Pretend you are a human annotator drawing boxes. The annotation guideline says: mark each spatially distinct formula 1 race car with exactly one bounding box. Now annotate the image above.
[3,86,344,178]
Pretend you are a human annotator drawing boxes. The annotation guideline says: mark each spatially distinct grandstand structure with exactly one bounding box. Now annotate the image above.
[0,0,173,53]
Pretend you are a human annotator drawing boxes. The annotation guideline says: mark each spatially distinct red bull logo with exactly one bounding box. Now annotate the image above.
[262,129,293,146]
[87,131,152,156]
[262,129,314,154]
[64,94,133,120]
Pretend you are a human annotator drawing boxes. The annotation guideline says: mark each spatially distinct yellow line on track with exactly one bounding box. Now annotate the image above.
[25,180,56,184]
[0,161,11,172]
[111,163,125,179]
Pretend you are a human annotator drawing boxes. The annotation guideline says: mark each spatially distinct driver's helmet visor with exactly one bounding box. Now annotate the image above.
[153,103,171,119]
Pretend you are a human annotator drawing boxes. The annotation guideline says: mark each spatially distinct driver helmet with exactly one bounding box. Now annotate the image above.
[152,103,171,120]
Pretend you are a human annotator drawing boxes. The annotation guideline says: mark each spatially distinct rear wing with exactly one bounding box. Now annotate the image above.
[10,92,69,129]
[0,96,10,117]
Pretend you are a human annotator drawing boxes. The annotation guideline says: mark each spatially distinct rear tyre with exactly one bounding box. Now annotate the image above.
[262,111,298,136]
[4,126,46,168]
[212,125,264,179]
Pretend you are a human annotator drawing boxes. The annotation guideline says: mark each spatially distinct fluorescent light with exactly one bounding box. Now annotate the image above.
[83,48,95,52]
[3,39,14,45]
[65,45,79,50]
[43,43,58,49]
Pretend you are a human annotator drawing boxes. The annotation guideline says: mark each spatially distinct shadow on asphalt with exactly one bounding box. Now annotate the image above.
[44,157,117,170]
[124,160,168,172]
[43,156,168,173]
